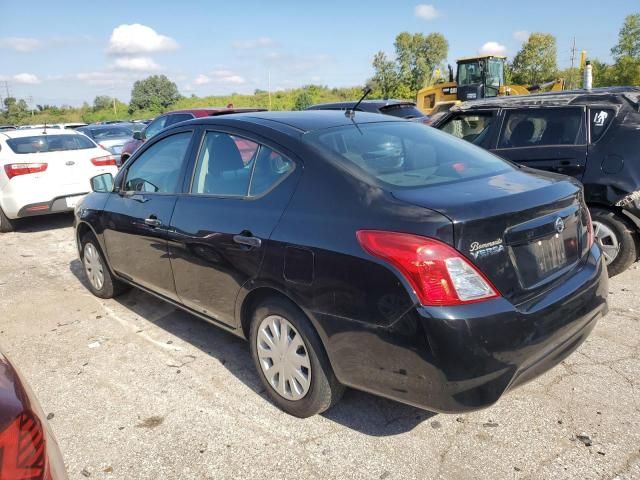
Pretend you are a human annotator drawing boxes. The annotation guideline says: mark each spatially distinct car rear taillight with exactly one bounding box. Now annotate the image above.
[356,230,500,306]
[4,163,48,180]
[91,155,117,166]
[585,208,594,248]
[0,411,50,480]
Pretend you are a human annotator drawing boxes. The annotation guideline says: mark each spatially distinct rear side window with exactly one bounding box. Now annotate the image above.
[191,132,294,197]
[498,108,586,148]
[6,134,96,154]
[379,104,424,119]
[589,108,615,142]
[304,122,512,188]
[124,131,192,193]
[440,113,494,145]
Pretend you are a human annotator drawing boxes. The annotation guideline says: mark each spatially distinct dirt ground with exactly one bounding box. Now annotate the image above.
[0,213,638,480]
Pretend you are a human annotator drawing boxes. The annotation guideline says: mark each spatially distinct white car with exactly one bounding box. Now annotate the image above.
[0,129,118,232]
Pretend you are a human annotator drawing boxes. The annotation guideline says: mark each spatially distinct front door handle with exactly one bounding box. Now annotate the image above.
[233,234,262,248]
[145,216,162,227]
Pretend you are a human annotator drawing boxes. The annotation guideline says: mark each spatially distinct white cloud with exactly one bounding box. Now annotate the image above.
[233,37,274,49]
[415,4,439,20]
[513,31,530,43]
[112,56,160,71]
[107,24,178,55]
[10,73,41,84]
[479,41,507,56]
[0,37,42,52]
[194,70,246,86]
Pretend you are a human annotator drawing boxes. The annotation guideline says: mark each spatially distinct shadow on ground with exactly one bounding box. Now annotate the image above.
[70,259,435,436]
[12,212,74,233]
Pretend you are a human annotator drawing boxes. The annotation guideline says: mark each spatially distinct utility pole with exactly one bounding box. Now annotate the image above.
[569,37,577,90]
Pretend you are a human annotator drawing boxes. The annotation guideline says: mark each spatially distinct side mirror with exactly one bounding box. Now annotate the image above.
[133,130,144,141]
[90,173,115,193]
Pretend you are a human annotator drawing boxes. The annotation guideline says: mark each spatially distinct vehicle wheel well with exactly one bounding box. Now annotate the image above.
[76,222,93,255]
[587,203,639,230]
[240,287,299,340]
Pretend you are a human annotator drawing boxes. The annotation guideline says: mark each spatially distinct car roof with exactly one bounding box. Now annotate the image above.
[308,99,417,110]
[452,86,640,111]
[187,110,406,133]
[166,107,267,117]
[0,128,82,139]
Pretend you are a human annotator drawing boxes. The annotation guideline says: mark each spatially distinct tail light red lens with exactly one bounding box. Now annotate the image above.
[0,411,48,480]
[4,163,48,180]
[91,155,117,167]
[356,230,500,306]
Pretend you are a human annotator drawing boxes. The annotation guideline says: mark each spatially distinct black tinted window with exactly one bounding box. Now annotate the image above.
[304,122,512,188]
[249,148,294,196]
[590,108,615,142]
[379,104,424,119]
[7,134,95,154]
[124,132,192,193]
[166,113,194,127]
[498,108,586,148]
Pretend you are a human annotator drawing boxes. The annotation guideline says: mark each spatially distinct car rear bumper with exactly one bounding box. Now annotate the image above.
[314,245,608,413]
[14,193,87,218]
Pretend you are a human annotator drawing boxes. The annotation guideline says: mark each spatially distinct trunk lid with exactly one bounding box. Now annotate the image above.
[392,168,591,304]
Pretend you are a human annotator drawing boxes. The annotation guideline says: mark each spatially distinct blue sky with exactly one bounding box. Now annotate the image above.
[1,0,637,106]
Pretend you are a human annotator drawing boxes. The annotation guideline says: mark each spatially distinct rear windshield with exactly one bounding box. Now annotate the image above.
[6,134,96,154]
[303,122,513,188]
[87,126,133,140]
[379,104,425,119]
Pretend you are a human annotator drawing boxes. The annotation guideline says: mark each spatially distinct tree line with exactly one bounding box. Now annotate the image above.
[1,13,638,126]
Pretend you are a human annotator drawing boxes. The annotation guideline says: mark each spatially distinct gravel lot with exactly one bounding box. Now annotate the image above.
[0,213,638,480]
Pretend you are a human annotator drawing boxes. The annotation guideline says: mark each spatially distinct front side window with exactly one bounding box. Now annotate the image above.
[440,113,494,145]
[191,132,294,197]
[7,134,96,154]
[124,131,192,193]
[304,122,512,189]
[498,108,586,148]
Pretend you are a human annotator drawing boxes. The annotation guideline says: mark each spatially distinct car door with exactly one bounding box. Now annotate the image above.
[491,106,588,179]
[168,129,299,326]
[102,128,196,299]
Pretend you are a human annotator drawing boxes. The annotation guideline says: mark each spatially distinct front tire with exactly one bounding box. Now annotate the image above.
[591,208,639,277]
[249,297,344,417]
[81,234,129,298]
[0,207,15,233]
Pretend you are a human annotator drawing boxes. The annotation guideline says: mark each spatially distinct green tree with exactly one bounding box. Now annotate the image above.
[394,32,448,95]
[93,95,114,111]
[2,97,29,124]
[371,51,399,98]
[511,33,558,85]
[293,91,313,110]
[610,13,640,85]
[129,75,180,113]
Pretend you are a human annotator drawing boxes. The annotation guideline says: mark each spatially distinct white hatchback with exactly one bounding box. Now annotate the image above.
[0,129,118,232]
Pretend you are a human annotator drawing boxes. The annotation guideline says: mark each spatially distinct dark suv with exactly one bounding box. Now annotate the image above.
[433,87,640,276]
[120,107,265,164]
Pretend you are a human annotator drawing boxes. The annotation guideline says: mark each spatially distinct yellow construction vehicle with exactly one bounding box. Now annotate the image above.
[417,55,565,116]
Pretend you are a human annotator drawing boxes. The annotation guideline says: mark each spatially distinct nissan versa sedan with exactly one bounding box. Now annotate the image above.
[74,111,608,417]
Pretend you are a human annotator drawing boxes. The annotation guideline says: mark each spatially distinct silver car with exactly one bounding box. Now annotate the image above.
[77,123,135,156]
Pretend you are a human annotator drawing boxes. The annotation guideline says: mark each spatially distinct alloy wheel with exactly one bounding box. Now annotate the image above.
[256,315,311,401]
[83,243,105,291]
[593,220,620,265]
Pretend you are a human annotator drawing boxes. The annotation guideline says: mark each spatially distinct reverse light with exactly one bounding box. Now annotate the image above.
[356,230,500,306]
[4,163,48,180]
[91,155,117,167]
[0,411,49,480]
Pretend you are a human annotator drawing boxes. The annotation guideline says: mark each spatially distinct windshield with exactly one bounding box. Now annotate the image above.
[6,134,96,154]
[89,126,133,140]
[303,122,512,189]
[379,104,425,119]
[457,61,483,86]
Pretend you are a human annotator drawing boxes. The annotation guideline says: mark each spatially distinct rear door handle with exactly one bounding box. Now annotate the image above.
[145,217,162,227]
[233,234,262,248]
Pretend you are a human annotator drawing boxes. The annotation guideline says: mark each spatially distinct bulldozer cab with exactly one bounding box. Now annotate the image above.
[456,56,506,101]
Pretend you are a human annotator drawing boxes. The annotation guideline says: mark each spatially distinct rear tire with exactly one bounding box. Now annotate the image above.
[591,207,638,277]
[0,207,15,233]
[249,297,344,418]
[81,234,129,298]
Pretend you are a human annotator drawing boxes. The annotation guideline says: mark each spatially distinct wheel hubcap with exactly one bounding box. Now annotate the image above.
[83,243,105,290]
[256,315,311,401]
[593,221,620,265]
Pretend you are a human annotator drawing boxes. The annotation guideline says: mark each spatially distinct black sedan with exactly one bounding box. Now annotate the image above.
[74,111,608,417]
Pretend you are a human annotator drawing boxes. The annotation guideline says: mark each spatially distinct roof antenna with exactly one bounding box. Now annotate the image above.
[345,86,372,118]
[42,122,47,135]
